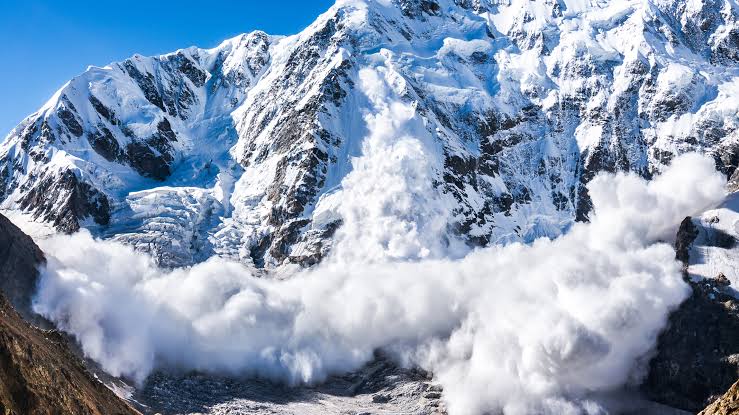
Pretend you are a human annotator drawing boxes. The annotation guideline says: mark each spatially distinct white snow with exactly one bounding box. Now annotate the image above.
[31,153,724,415]
[2,0,739,412]
[2,0,738,268]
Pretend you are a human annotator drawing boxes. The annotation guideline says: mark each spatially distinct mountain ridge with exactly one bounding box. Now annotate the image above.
[2,0,739,269]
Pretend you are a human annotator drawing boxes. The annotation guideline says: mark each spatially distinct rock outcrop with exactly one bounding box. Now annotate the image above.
[0,213,45,321]
[644,217,739,412]
[700,380,739,415]
[0,213,139,415]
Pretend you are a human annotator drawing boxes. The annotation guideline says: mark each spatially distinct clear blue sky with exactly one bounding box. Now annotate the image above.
[0,1,336,137]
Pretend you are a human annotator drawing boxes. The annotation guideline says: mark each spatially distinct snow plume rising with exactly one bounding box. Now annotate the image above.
[32,152,725,414]
[323,67,467,263]
[29,66,728,415]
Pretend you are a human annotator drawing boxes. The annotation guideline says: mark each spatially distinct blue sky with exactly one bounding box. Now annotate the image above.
[0,1,335,137]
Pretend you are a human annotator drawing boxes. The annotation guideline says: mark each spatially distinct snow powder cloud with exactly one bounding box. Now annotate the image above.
[31,66,727,415]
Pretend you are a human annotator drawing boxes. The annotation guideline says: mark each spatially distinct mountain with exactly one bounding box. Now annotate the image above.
[2,0,739,269]
[0,213,139,415]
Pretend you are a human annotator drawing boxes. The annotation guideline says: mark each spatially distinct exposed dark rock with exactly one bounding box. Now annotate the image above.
[715,142,739,179]
[156,118,177,142]
[18,121,40,152]
[175,53,208,88]
[57,97,83,138]
[125,141,172,181]
[444,154,476,191]
[122,53,205,119]
[121,60,165,112]
[644,274,739,412]
[675,217,700,265]
[286,220,343,267]
[711,27,739,65]
[89,94,117,125]
[269,219,311,263]
[0,213,138,414]
[249,234,273,269]
[89,125,124,162]
[728,168,739,193]
[18,170,111,233]
[454,0,488,13]
[715,273,731,287]
[122,118,177,180]
[643,217,739,412]
[0,214,45,321]
[397,0,442,18]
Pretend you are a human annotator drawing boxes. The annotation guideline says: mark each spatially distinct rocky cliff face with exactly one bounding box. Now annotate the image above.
[2,0,739,269]
[0,213,45,321]
[645,272,739,411]
[0,294,140,415]
[0,214,139,415]
[645,217,739,412]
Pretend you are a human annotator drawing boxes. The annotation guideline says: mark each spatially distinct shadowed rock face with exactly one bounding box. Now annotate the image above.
[0,213,45,321]
[17,169,111,234]
[644,217,739,412]
[0,213,139,415]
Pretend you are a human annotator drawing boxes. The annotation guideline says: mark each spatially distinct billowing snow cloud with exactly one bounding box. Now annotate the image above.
[316,67,468,263]
[31,67,727,414]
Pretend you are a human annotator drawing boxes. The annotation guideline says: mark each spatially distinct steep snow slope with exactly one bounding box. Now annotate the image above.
[2,0,739,268]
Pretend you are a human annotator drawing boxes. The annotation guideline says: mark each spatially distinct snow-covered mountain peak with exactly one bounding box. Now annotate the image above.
[2,0,739,268]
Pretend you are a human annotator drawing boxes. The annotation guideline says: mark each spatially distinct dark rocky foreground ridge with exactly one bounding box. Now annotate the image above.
[0,213,140,415]
[644,272,739,412]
